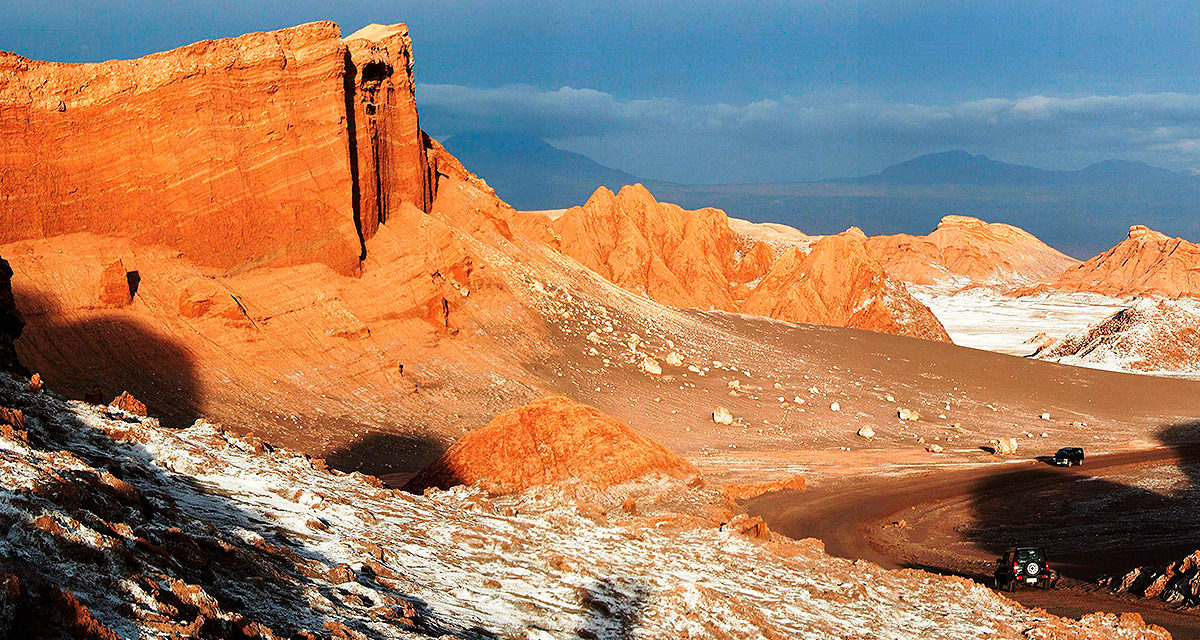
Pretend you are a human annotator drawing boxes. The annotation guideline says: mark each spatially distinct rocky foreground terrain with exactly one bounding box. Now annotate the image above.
[0,374,1172,639]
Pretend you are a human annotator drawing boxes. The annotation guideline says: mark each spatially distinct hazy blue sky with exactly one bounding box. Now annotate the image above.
[3,1,1199,182]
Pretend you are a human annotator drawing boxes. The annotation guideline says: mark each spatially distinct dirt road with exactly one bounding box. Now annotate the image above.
[748,446,1200,639]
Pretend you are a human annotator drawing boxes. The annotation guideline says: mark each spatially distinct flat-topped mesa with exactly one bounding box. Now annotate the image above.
[1012,224,1200,299]
[868,215,1078,286]
[0,21,435,275]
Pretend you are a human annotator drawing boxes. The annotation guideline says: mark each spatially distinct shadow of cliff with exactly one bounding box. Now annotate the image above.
[322,430,448,479]
[12,288,202,429]
[963,421,1200,583]
[0,285,498,639]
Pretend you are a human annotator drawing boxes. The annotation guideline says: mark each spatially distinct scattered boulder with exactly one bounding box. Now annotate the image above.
[712,407,734,425]
[97,260,134,308]
[639,356,662,376]
[28,374,43,393]
[404,396,698,494]
[926,443,944,453]
[829,402,841,412]
[665,351,684,367]
[1039,413,1051,421]
[990,437,1018,455]
[109,392,147,417]
[856,426,875,439]
[897,407,920,421]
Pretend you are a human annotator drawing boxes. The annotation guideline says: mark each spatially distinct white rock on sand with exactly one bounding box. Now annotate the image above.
[830,402,841,412]
[641,356,663,376]
[666,351,684,366]
[897,408,920,421]
[712,406,734,425]
[857,426,875,439]
[991,437,1019,455]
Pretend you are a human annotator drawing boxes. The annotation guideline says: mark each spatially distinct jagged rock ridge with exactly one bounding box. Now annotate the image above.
[545,184,951,342]
[1014,225,1200,299]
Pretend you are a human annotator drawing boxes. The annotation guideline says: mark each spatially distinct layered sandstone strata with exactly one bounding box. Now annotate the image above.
[868,215,1079,286]
[0,21,433,275]
[549,184,951,341]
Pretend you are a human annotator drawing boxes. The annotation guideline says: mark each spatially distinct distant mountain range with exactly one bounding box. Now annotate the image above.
[441,133,643,210]
[440,132,1200,258]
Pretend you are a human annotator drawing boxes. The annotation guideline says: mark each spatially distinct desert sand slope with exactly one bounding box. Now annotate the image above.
[1034,299,1200,375]
[0,21,432,275]
[1014,226,1200,298]
[868,215,1079,286]
[546,184,951,341]
[0,374,1172,639]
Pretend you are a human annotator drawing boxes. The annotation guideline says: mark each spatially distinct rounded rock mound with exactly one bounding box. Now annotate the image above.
[405,396,698,494]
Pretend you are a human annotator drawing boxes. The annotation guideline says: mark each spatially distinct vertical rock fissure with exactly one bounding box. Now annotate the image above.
[359,61,391,228]
[342,50,368,262]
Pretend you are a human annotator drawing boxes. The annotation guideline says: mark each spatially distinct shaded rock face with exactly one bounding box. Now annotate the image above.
[0,257,22,374]
[552,185,950,342]
[1013,225,1200,298]
[96,260,133,308]
[868,215,1079,286]
[406,396,699,494]
[0,21,434,276]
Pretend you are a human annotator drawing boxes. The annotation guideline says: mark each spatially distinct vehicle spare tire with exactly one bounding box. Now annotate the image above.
[1027,562,1039,575]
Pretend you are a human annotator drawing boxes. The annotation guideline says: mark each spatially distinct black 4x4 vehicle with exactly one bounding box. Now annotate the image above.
[994,547,1053,591]
[1053,447,1085,467]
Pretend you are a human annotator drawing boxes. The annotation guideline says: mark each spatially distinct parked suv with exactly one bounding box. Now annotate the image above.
[1053,447,1085,467]
[994,547,1053,591]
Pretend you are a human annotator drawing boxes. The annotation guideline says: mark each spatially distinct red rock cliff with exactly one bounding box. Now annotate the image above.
[0,22,434,275]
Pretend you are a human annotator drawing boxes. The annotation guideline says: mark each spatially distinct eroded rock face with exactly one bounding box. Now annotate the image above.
[0,257,22,374]
[868,215,1078,286]
[0,21,433,275]
[552,185,950,341]
[405,396,699,494]
[1013,225,1200,298]
[1034,299,1200,374]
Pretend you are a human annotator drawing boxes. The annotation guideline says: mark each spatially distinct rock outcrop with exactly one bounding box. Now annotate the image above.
[0,257,22,374]
[551,185,950,341]
[868,215,1078,286]
[1108,550,1200,608]
[405,396,699,494]
[1013,225,1200,299]
[1033,299,1200,374]
[0,21,434,275]
[96,261,133,308]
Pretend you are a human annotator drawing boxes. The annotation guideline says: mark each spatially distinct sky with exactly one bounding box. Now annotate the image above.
[3,0,1200,183]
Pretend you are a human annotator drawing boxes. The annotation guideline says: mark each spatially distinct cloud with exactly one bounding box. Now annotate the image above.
[417,84,1200,180]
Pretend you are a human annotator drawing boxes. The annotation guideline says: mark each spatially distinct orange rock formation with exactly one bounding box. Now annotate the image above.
[0,21,433,276]
[405,396,699,494]
[1013,225,1200,298]
[550,185,951,341]
[868,215,1079,286]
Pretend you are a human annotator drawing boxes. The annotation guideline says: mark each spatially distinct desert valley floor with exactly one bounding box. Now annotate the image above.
[1,19,1200,640]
